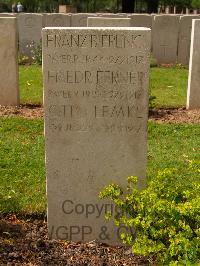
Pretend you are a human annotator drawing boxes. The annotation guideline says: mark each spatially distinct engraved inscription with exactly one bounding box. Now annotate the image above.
[24,17,35,28]
[46,33,143,49]
[52,17,64,26]
[48,104,140,119]
[47,89,139,100]
[47,53,145,65]
[48,119,143,134]
[94,105,136,118]
[47,70,139,85]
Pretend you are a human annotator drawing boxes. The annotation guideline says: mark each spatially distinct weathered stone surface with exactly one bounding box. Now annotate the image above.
[128,14,153,50]
[45,13,71,27]
[96,13,128,18]
[71,13,97,26]
[152,15,180,64]
[0,18,19,106]
[187,19,200,109]
[43,27,151,244]
[177,15,200,65]
[18,13,44,57]
[128,14,152,28]
[87,17,131,27]
[0,13,17,17]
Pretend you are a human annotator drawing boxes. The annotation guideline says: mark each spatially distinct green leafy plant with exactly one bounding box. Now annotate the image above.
[149,94,157,109]
[100,161,200,265]
[18,54,30,65]
[18,40,42,65]
[175,63,188,70]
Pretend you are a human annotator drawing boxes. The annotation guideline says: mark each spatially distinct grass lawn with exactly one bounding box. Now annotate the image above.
[0,118,199,215]
[19,65,43,105]
[0,118,45,215]
[150,66,188,108]
[19,65,189,108]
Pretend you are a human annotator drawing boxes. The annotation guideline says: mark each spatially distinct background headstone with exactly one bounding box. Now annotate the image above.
[177,15,200,65]
[43,27,151,244]
[87,17,131,27]
[18,13,44,57]
[128,14,152,28]
[45,14,71,27]
[0,18,19,106]
[187,19,200,109]
[71,13,97,26]
[152,15,180,64]
[0,13,17,17]
[128,14,153,50]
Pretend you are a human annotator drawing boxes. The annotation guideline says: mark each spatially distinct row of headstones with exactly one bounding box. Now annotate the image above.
[0,18,199,243]
[0,12,200,65]
[0,16,199,109]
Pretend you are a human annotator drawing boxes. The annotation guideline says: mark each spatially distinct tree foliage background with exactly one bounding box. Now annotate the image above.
[1,0,200,13]
[1,0,120,12]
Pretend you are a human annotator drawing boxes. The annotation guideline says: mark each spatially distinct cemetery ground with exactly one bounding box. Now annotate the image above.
[0,65,200,265]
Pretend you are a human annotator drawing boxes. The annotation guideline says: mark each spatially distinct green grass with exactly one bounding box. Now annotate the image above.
[19,65,43,105]
[148,122,200,178]
[19,65,189,108]
[150,66,188,108]
[0,118,45,215]
[0,118,199,215]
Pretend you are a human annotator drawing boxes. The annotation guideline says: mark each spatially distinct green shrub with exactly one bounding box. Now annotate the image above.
[100,161,200,265]
[18,54,30,65]
[150,56,158,68]
[18,41,42,65]
[149,94,156,109]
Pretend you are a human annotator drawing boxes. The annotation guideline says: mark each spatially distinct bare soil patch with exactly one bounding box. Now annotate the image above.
[0,105,200,124]
[0,216,150,266]
[0,105,43,119]
[149,108,200,124]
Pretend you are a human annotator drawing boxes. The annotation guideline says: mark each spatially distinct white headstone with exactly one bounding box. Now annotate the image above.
[187,19,200,109]
[177,15,200,65]
[0,18,19,106]
[152,15,180,64]
[43,27,151,244]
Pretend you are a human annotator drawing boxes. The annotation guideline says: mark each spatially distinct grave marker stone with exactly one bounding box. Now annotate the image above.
[128,14,153,50]
[128,14,152,28]
[152,15,180,64]
[0,18,19,106]
[45,14,71,27]
[0,13,17,17]
[187,19,200,109]
[43,27,151,244]
[177,15,199,65]
[18,13,44,57]
[71,13,97,26]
